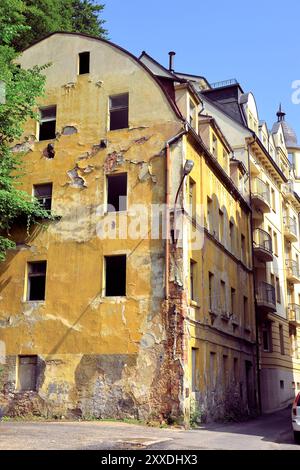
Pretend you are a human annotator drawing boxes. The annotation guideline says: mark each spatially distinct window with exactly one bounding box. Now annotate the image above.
[39,105,56,141]
[210,352,216,389]
[18,355,37,391]
[231,288,236,315]
[273,231,278,256]
[208,272,214,311]
[191,348,198,392]
[105,255,126,296]
[223,148,227,160]
[109,93,129,130]
[79,51,90,74]
[241,234,246,263]
[229,221,234,252]
[189,100,196,128]
[107,173,127,212]
[220,280,226,312]
[223,355,228,387]
[212,133,218,158]
[189,178,196,219]
[276,276,281,304]
[27,261,47,301]
[207,196,213,232]
[279,324,285,355]
[233,358,238,384]
[33,183,52,211]
[219,209,224,241]
[270,273,275,292]
[190,260,196,302]
[243,296,249,326]
[262,322,272,352]
[271,188,276,212]
[280,380,284,389]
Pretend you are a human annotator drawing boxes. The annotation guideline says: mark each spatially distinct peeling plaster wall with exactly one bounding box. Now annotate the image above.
[0,34,185,421]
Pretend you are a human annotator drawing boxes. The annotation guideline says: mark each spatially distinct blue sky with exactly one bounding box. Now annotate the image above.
[103,0,300,139]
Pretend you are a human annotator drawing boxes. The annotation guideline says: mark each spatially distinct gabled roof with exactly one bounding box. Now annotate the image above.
[139,51,186,82]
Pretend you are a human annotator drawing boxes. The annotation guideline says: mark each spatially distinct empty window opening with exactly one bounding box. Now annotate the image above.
[107,173,127,212]
[18,355,38,391]
[210,352,216,390]
[262,322,272,352]
[280,380,284,390]
[27,261,47,301]
[279,324,285,355]
[79,51,90,74]
[191,347,198,392]
[208,272,214,311]
[39,105,56,141]
[233,357,239,384]
[33,183,52,211]
[105,255,126,296]
[190,259,196,302]
[109,93,129,130]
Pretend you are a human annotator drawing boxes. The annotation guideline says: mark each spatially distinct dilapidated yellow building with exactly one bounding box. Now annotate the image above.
[0,33,256,422]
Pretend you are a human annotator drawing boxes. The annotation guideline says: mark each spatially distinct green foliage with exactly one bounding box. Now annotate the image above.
[0,2,53,262]
[12,0,107,51]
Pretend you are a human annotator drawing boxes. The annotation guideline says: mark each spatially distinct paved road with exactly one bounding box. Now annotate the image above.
[0,407,299,450]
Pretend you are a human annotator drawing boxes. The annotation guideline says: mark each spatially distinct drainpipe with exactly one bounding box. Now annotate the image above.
[165,128,188,300]
[247,138,262,414]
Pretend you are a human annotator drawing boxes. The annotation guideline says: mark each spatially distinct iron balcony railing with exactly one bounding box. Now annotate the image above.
[252,178,270,206]
[256,282,276,308]
[210,78,238,89]
[283,216,297,238]
[285,259,300,279]
[288,304,300,323]
[253,228,272,253]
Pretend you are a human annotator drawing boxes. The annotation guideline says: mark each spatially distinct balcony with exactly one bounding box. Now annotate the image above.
[282,180,295,201]
[256,282,276,312]
[288,304,300,326]
[253,228,273,262]
[283,216,298,242]
[285,259,300,284]
[251,178,271,214]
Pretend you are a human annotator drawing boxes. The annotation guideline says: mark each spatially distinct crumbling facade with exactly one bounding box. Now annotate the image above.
[3,32,297,423]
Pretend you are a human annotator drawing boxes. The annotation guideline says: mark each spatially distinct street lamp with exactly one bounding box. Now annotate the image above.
[173,159,194,245]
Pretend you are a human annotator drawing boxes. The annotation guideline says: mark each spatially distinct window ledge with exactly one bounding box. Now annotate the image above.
[22,300,45,304]
[190,300,200,308]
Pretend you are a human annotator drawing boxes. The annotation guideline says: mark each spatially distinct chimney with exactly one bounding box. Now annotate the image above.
[168,51,176,72]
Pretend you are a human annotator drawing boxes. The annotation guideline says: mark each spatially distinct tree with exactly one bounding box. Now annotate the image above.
[71,0,107,38]
[13,0,107,51]
[0,0,52,261]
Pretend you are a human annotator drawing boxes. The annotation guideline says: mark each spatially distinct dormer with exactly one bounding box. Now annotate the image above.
[239,92,259,134]
[175,82,201,133]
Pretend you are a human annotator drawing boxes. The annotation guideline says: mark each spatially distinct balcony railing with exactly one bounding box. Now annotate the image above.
[283,216,297,241]
[253,228,272,252]
[285,259,300,282]
[256,282,276,311]
[210,78,238,89]
[288,304,300,324]
[252,178,271,213]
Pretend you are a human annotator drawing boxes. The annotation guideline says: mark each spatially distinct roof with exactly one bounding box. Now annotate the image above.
[272,120,299,148]
[139,51,186,82]
[21,31,184,121]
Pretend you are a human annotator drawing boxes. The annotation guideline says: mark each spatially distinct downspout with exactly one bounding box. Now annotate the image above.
[165,127,188,300]
[247,137,262,415]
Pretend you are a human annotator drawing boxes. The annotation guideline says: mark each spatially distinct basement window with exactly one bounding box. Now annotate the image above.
[27,261,47,301]
[105,255,126,296]
[33,183,52,211]
[18,355,38,391]
[39,105,56,141]
[79,51,90,74]
[109,93,129,130]
[107,173,127,212]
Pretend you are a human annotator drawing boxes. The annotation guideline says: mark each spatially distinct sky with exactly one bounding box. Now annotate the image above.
[103,0,300,139]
